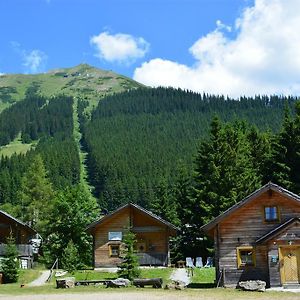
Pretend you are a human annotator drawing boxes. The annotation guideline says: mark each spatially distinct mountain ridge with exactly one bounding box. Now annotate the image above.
[0,63,143,112]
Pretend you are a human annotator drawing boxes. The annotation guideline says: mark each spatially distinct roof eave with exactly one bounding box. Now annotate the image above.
[201,182,300,233]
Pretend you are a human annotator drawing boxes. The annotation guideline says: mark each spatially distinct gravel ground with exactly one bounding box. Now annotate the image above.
[1,290,300,300]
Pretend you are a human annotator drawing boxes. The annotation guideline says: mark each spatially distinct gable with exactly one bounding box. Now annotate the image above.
[87,203,178,234]
[201,183,300,234]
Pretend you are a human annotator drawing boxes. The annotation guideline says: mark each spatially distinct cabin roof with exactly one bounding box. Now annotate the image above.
[86,202,179,232]
[256,217,300,244]
[201,182,300,233]
[0,210,36,234]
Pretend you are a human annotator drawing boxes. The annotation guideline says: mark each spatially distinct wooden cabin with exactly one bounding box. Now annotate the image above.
[0,210,36,269]
[201,182,300,288]
[87,203,177,267]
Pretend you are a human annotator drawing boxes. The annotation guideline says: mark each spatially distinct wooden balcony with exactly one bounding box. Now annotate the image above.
[137,252,168,266]
[0,244,33,257]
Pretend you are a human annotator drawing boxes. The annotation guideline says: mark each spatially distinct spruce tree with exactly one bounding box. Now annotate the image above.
[62,240,80,274]
[193,117,260,224]
[18,154,54,233]
[117,230,140,281]
[2,234,19,283]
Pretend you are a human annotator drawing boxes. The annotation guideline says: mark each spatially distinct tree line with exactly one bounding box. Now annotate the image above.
[1,85,300,267]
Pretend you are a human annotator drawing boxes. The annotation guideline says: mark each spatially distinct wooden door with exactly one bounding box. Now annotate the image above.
[280,247,300,283]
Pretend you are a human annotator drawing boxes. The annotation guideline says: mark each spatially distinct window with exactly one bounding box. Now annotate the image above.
[109,244,120,257]
[264,206,279,222]
[108,231,122,241]
[237,246,256,268]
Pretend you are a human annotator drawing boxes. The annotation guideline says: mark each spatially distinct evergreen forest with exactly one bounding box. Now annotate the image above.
[1,79,300,265]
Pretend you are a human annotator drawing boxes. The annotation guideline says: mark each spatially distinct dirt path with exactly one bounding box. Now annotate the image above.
[28,270,51,287]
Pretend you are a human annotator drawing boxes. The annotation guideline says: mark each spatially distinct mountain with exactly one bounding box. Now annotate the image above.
[0,64,142,112]
[0,64,298,219]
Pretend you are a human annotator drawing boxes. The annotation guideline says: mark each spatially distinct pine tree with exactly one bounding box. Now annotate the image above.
[18,154,54,233]
[150,178,179,225]
[62,240,80,274]
[193,117,260,224]
[117,230,141,281]
[268,102,300,192]
[2,234,19,283]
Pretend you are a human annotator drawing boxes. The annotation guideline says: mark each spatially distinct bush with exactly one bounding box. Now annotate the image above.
[2,234,19,283]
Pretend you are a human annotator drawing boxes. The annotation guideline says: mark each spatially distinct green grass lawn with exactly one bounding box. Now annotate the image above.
[1,268,300,299]
[189,267,215,288]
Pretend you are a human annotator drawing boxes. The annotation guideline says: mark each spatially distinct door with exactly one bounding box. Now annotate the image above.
[280,247,300,283]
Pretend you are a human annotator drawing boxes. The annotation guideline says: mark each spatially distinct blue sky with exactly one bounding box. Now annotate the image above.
[1,0,300,97]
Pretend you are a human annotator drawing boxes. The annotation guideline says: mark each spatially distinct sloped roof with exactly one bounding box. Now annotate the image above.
[256,217,300,244]
[86,202,179,232]
[0,210,36,234]
[201,182,300,233]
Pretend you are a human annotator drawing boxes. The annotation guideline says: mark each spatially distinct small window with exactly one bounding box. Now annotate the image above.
[108,231,122,241]
[264,206,279,222]
[237,247,256,268]
[109,245,120,257]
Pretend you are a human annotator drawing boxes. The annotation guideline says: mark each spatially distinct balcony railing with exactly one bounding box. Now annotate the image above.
[0,244,33,257]
[136,252,168,266]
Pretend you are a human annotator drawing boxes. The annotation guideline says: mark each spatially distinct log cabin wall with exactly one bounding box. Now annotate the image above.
[216,190,300,287]
[93,205,172,267]
[266,221,300,286]
[0,213,32,244]
[94,207,130,267]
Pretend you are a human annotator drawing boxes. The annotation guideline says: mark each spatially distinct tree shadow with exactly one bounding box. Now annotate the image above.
[187,282,216,289]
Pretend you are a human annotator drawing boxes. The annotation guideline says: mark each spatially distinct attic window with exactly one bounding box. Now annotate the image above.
[108,231,122,241]
[264,206,279,222]
[237,246,256,268]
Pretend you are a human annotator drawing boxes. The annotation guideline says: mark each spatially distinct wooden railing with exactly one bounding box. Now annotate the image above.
[0,244,33,256]
[136,252,168,266]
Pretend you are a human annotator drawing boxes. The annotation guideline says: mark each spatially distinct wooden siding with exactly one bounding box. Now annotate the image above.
[216,190,300,287]
[93,206,171,267]
[0,213,33,244]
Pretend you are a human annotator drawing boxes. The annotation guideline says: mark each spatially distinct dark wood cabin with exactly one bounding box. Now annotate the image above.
[87,203,177,267]
[201,182,300,288]
[0,210,36,269]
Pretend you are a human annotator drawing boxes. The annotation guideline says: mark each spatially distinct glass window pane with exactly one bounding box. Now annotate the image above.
[265,206,278,221]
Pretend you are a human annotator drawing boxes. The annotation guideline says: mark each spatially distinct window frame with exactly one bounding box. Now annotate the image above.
[264,206,280,223]
[237,246,256,268]
[108,231,122,241]
[109,244,121,257]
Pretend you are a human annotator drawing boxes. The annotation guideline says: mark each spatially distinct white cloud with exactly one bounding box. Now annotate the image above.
[23,50,48,73]
[0,73,5,76]
[90,31,149,64]
[11,42,47,74]
[134,0,300,98]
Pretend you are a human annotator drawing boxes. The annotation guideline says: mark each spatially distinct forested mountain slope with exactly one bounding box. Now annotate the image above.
[82,87,296,211]
[0,68,299,265]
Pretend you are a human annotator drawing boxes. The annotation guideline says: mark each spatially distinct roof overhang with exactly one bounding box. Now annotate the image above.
[86,202,179,234]
[256,217,300,244]
[0,210,36,235]
[201,182,300,233]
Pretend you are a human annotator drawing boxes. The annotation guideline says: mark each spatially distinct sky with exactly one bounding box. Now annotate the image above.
[1,0,300,97]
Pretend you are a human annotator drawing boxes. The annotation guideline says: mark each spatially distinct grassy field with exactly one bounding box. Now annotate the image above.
[1,268,300,299]
[189,267,215,288]
[0,134,36,158]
